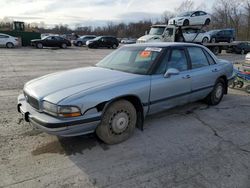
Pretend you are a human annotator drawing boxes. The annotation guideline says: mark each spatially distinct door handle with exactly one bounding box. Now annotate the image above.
[212,68,219,72]
[182,75,191,79]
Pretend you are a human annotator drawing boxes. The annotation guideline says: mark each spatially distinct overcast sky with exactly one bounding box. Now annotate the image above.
[0,0,215,27]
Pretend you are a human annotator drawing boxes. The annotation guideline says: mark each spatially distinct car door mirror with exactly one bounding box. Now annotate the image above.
[164,68,180,78]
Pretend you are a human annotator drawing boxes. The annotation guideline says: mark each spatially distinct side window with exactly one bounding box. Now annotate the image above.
[188,47,209,69]
[168,49,188,72]
[0,35,8,38]
[203,50,216,65]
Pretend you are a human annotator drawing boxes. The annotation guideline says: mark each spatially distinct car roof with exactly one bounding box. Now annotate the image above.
[125,42,205,48]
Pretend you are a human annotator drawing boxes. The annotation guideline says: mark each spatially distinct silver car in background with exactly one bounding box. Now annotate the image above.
[17,43,234,144]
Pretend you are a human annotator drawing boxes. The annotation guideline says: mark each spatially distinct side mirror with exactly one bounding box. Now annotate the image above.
[164,68,180,78]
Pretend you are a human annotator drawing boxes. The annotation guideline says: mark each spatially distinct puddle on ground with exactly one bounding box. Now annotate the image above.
[32,134,109,156]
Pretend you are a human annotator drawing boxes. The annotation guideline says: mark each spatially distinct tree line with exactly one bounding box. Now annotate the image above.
[0,0,250,40]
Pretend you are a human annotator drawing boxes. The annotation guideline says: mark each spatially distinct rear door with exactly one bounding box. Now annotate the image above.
[149,47,192,114]
[187,47,219,101]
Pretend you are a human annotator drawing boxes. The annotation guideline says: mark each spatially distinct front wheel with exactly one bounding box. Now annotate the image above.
[205,79,225,105]
[241,49,245,55]
[112,44,117,49]
[211,38,216,43]
[36,43,43,49]
[96,100,137,144]
[183,19,189,26]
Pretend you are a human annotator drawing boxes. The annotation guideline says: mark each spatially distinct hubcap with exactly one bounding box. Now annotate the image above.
[215,85,223,99]
[110,111,129,134]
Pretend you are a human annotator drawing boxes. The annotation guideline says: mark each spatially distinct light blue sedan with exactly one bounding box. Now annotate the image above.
[17,43,234,144]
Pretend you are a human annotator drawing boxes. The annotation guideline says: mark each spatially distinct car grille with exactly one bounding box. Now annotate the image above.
[24,91,40,110]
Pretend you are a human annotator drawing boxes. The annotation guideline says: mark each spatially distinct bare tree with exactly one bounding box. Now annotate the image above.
[175,0,194,13]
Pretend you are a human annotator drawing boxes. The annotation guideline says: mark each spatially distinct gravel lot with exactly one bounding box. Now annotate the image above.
[0,47,250,188]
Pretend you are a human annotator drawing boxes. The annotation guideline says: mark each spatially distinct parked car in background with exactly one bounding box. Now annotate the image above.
[182,27,210,43]
[31,36,71,49]
[0,33,19,48]
[168,11,211,26]
[208,29,235,43]
[73,35,96,46]
[226,42,250,54]
[18,43,234,144]
[86,36,119,49]
[121,38,137,44]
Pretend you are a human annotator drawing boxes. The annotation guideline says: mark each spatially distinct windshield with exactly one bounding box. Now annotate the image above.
[178,12,192,17]
[96,46,163,74]
[207,30,219,34]
[93,36,102,40]
[149,27,165,35]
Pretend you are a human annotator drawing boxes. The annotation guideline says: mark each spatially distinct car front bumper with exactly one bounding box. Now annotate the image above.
[17,94,101,137]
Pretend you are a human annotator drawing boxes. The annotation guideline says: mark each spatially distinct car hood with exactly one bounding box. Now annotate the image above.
[169,17,185,21]
[137,35,161,42]
[24,67,144,104]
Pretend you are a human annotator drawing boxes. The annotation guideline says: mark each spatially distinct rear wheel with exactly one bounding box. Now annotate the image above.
[61,43,67,49]
[36,43,43,49]
[229,38,234,43]
[6,42,14,48]
[241,49,245,55]
[205,79,225,105]
[205,19,211,25]
[202,37,209,43]
[96,100,137,144]
[112,44,117,49]
[183,19,189,26]
[77,41,82,47]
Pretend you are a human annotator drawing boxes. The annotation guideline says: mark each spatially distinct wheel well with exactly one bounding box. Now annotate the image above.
[218,75,228,94]
[96,95,144,130]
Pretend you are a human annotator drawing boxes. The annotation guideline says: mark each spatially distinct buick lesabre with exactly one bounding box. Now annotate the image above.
[17,43,234,144]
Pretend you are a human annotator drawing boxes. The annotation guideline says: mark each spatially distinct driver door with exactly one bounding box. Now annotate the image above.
[149,47,192,114]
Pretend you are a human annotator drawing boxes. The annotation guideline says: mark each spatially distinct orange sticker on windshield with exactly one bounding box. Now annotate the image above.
[140,51,151,58]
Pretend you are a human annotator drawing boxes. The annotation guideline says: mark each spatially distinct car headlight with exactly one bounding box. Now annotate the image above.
[42,101,81,118]
[178,18,184,21]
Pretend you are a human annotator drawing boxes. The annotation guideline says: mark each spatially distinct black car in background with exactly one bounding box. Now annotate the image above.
[86,36,119,49]
[208,29,235,43]
[31,36,71,49]
[227,42,250,54]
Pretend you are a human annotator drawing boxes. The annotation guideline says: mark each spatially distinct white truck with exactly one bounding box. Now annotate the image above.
[136,24,235,55]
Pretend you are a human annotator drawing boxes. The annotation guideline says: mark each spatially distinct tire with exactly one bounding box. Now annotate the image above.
[112,44,117,49]
[241,49,245,55]
[6,42,14,48]
[36,43,43,49]
[183,19,189,26]
[246,85,250,93]
[96,100,137,144]
[77,41,82,47]
[202,37,209,43]
[212,46,220,55]
[205,79,225,105]
[229,38,234,43]
[237,81,244,88]
[229,81,235,88]
[205,19,210,25]
[211,38,216,43]
[61,43,67,49]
